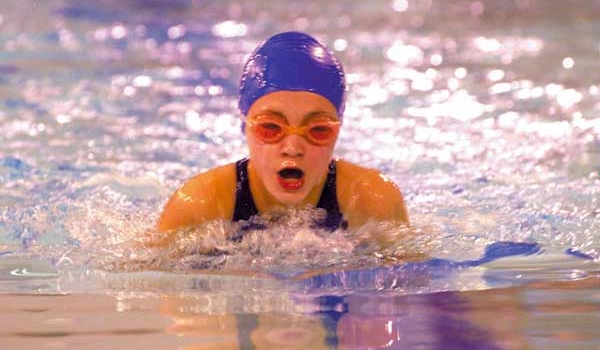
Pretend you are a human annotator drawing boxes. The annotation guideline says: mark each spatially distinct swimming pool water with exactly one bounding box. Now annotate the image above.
[1,0,600,349]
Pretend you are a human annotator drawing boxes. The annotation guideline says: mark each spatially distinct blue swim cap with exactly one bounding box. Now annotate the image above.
[239,31,346,119]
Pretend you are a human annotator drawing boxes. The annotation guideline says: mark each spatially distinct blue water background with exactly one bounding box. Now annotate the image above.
[1,0,599,290]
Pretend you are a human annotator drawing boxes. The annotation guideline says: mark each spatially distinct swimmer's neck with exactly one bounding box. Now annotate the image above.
[247,160,325,211]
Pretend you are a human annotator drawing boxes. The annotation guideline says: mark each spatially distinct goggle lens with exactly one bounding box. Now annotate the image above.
[248,117,340,145]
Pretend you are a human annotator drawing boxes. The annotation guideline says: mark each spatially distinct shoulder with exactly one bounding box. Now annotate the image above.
[183,162,237,194]
[157,162,237,232]
[335,159,410,227]
[336,159,382,182]
[335,159,398,194]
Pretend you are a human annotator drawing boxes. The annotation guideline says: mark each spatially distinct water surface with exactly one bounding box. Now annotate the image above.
[1,0,600,349]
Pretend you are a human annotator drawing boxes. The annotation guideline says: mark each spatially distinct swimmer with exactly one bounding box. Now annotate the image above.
[157,31,409,241]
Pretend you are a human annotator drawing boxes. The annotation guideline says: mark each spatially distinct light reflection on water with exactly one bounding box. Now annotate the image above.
[1,0,599,294]
[1,2,600,348]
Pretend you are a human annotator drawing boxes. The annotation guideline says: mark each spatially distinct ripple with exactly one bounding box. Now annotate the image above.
[1,0,599,297]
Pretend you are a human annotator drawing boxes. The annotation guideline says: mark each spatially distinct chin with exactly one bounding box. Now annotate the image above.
[272,191,308,207]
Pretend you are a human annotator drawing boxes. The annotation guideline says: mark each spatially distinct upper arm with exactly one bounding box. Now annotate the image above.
[157,164,236,232]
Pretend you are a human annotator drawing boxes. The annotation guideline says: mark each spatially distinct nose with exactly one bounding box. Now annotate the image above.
[280,134,305,158]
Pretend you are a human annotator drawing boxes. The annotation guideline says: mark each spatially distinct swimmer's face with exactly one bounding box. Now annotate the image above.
[245,91,340,207]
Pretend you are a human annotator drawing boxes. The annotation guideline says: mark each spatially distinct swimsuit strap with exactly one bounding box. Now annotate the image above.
[230,158,265,242]
[232,158,259,222]
[230,158,346,241]
[315,160,347,231]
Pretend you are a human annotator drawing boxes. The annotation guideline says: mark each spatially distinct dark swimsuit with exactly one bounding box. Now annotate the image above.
[229,158,347,241]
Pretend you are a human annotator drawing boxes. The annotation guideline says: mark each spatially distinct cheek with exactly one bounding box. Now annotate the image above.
[305,145,335,174]
[310,142,335,159]
[247,138,275,169]
[246,134,263,158]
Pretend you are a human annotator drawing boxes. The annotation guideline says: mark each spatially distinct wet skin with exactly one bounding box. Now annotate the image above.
[156,90,410,238]
[245,91,339,210]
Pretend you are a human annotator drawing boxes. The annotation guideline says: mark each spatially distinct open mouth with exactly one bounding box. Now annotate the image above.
[277,167,305,190]
[278,168,304,179]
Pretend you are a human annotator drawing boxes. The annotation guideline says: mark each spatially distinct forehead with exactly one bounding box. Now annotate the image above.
[247,90,339,122]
